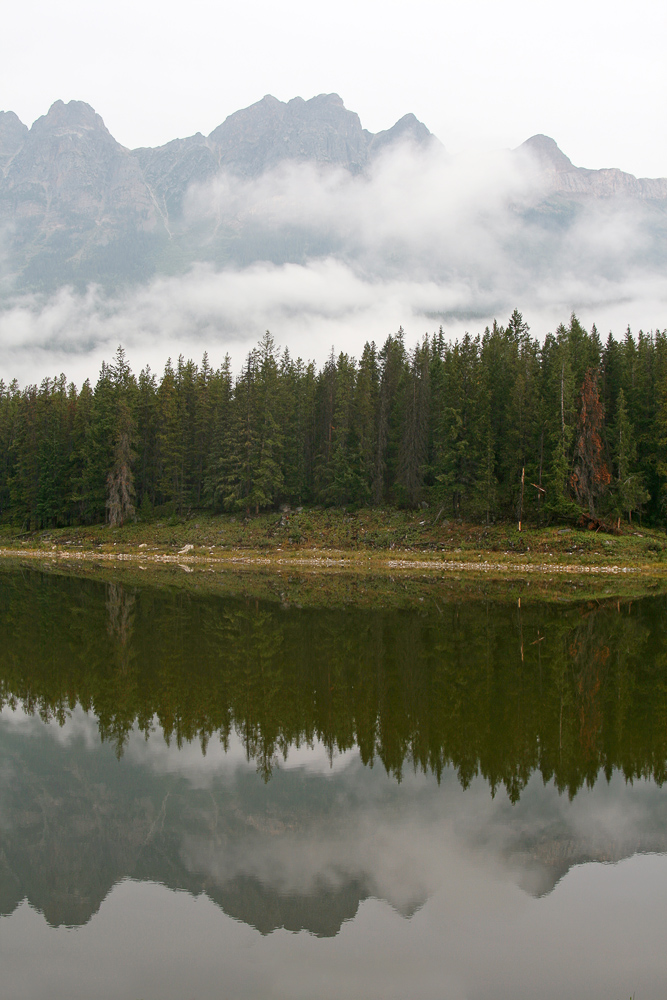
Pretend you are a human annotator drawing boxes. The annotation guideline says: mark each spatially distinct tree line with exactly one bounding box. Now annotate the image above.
[1,310,667,529]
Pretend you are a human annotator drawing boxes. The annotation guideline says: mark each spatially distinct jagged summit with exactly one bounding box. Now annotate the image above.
[369,112,434,156]
[207,91,372,175]
[131,93,437,223]
[0,110,28,146]
[1,94,667,295]
[0,93,438,292]
[518,134,574,173]
[31,99,108,134]
[0,110,28,174]
[205,92,433,175]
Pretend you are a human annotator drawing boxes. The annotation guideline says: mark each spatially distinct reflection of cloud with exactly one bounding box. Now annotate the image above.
[1,140,666,384]
[2,703,667,911]
[126,723,359,784]
[0,705,358,780]
[174,764,667,927]
[0,704,101,748]
[2,698,667,970]
[124,713,667,910]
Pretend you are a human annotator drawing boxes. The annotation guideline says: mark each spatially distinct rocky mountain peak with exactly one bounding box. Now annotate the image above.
[30,99,110,138]
[369,112,436,156]
[4,92,666,298]
[207,92,372,175]
[518,133,667,200]
[0,111,28,173]
[0,99,163,291]
[0,111,28,149]
[518,134,574,173]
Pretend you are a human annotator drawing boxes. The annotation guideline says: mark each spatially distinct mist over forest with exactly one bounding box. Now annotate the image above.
[1,94,667,386]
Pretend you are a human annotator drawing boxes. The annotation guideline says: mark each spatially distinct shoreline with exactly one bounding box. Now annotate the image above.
[3,542,666,608]
[2,508,666,589]
[0,544,647,576]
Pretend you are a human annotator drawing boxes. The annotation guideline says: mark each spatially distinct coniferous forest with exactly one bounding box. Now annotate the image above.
[2,310,667,531]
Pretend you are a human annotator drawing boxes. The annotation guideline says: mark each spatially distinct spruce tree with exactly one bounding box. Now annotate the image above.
[106,399,136,527]
[612,388,649,524]
[571,368,611,517]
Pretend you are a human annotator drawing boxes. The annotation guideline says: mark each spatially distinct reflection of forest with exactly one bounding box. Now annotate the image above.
[1,568,666,799]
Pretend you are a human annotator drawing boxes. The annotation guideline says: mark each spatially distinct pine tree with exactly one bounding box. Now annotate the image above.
[251,333,285,511]
[398,338,430,506]
[374,331,407,503]
[612,388,649,524]
[68,378,95,523]
[135,366,158,510]
[106,399,136,526]
[207,355,234,510]
[156,358,183,509]
[571,368,611,517]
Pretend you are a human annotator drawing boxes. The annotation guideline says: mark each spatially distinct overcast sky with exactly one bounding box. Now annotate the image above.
[2,0,666,177]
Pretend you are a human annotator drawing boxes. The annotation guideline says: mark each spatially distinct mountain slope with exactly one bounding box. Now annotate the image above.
[0,94,434,293]
[0,100,166,291]
[518,133,667,199]
[0,95,666,297]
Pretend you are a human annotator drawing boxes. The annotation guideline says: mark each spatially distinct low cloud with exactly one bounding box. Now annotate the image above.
[1,141,666,385]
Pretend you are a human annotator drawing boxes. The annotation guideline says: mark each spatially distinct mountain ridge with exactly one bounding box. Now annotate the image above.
[518,133,667,199]
[1,94,666,295]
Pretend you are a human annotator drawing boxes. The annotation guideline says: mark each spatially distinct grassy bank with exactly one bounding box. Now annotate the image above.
[1,507,667,603]
[1,506,666,567]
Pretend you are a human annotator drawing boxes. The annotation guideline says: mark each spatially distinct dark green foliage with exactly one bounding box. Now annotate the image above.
[2,313,667,527]
[3,567,667,797]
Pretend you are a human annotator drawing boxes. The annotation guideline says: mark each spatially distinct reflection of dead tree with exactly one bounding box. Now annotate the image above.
[568,612,610,760]
[106,582,136,671]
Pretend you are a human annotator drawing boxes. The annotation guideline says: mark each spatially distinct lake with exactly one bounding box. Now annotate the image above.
[1,564,666,999]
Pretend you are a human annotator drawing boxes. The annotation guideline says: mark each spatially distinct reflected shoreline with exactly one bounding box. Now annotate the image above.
[1,566,666,795]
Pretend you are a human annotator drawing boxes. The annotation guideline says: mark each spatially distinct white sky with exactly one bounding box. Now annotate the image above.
[2,0,666,177]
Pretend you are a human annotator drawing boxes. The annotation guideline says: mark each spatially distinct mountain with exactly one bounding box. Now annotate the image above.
[1,93,666,297]
[0,111,28,173]
[135,94,432,225]
[0,100,165,291]
[518,133,667,199]
[0,94,433,294]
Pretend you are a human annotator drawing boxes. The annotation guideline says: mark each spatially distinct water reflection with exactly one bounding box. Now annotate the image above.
[0,567,666,999]
[2,704,667,936]
[1,568,666,795]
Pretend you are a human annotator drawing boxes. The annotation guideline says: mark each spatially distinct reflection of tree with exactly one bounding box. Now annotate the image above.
[100,582,138,755]
[106,583,135,655]
[2,567,667,799]
[573,638,607,759]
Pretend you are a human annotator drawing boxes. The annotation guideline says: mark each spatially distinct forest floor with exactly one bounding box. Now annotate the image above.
[1,506,666,576]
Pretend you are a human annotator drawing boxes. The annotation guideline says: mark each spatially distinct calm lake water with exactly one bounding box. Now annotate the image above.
[1,565,666,999]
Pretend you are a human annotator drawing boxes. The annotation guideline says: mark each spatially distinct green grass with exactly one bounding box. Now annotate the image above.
[1,506,665,564]
[1,505,666,586]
